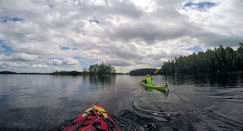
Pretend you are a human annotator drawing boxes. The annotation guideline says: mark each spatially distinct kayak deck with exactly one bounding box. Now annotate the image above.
[139,81,167,91]
[63,104,120,131]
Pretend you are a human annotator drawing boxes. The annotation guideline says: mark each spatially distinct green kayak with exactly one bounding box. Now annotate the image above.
[139,80,167,92]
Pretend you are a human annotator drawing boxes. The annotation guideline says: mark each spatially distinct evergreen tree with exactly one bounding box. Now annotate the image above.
[161,43,243,75]
[89,62,116,75]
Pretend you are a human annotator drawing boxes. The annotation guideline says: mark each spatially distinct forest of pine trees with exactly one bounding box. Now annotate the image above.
[161,43,243,75]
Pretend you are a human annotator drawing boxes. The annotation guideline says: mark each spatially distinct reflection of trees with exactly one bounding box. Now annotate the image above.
[88,75,116,87]
[241,73,243,83]
[163,72,242,87]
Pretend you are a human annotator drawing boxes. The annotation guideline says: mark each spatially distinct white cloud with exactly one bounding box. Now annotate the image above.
[130,0,158,12]
[0,53,37,61]
[32,64,48,68]
[178,0,243,47]
[0,0,242,73]
[63,58,80,65]
[0,61,29,68]
[88,0,107,6]
[48,59,63,65]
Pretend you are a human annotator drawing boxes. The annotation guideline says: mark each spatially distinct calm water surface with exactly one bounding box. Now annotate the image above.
[0,73,243,130]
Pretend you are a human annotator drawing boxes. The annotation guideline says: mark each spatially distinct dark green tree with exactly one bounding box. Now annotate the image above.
[161,44,243,75]
[89,62,116,75]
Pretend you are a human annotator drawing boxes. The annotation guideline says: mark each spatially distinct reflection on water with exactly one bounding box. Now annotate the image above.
[0,73,243,130]
[0,75,134,130]
[89,75,116,87]
[164,72,242,87]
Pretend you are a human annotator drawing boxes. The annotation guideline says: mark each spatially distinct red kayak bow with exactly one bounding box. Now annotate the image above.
[63,104,120,131]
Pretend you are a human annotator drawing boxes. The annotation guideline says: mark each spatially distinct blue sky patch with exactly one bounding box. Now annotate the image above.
[72,48,78,50]
[60,46,78,50]
[60,46,70,50]
[184,2,216,9]
[49,4,54,9]
[90,19,99,24]
[48,57,64,61]
[0,40,15,53]
[46,0,54,9]
[186,45,202,52]
[0,16,23,23]
[73,56,99,67]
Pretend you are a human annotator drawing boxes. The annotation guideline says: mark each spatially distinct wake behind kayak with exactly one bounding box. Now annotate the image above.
[63,104,120,131]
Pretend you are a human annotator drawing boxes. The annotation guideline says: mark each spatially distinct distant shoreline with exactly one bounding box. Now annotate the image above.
[0,71,128,75]
[0,71,50,75]
[0,71,242,76]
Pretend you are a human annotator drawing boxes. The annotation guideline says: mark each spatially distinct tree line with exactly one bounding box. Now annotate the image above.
[51,62,116,76]
[1,63,116,76]
[161,43,243,75]
[50,71,86,75]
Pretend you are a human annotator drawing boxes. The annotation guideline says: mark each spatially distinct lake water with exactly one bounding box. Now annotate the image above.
[0,73,243,130]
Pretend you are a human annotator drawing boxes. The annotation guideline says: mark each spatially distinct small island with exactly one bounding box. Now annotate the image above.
[51,62,116,76]
[0,71,17,74]
[0,71,49,75]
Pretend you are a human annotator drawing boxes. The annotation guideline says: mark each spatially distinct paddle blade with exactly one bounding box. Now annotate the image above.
[153,69,159,74]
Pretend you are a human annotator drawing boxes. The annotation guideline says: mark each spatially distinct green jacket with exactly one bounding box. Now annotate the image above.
[146,76,152,84]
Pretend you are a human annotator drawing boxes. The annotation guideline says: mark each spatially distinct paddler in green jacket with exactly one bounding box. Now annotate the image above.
[144,74,152,84]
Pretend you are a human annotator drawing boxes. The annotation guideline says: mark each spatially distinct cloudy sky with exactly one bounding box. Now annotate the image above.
[0,0,242,73]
